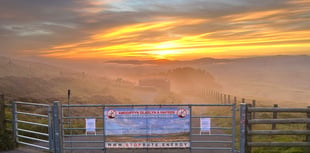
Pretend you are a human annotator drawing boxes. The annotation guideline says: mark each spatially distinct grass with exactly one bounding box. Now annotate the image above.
[248,110,310,153]
[197,103,310,153]
[1,103,16,151]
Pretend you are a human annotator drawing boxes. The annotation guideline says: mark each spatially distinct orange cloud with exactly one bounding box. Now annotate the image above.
[225,9,286,21]
[39,7,310,60]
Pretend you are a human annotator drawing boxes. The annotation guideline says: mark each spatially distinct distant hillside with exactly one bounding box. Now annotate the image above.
[202,55,310,106]
[1,55,309,106]
[105,57,226,65]
[0,56,63,78]
[0,56,120,103]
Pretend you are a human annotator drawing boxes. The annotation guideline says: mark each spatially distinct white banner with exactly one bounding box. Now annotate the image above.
[105,142,190,149]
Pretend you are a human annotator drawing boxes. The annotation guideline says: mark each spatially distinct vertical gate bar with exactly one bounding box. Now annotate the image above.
[246,104,252,153]
[67,89,73,153]
[60,103,65,153]
[48,106,53,151]
[59,103,63,153]
[189,105,192,153]
[232,103,236,153]
[53,101,61,153]
[11,101,17,144]
[240,103,247,153]
[103,106,106,153]
[306,106,310,145]
[146,106,149,153]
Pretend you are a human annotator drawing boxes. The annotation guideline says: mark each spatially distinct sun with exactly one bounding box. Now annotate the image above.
[150,42,181,59]
[151,50,180,59]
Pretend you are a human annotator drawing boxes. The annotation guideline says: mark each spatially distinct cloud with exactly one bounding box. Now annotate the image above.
[0,0,309,59]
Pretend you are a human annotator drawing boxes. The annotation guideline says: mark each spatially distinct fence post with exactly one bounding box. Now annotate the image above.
[0,94,5,136]
[53,101,62,153]
[272,104,278,130]
[228,95,231,104]
[242,98,245,104]
[240,103,248,153]
[252,100,256,119]
[306,106,310,143]
[220,93,223,104]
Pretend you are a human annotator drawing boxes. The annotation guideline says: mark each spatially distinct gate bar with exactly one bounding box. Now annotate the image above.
[192,133,232,136]
[192,147,232,150]
[249,130,310,135]
[16,120,48,127]
[64,141,104,143]
[17,134,49,143]
[17,128,49,136]
[192,127,232,130]
[62,104,234,107]
[192,141,232,143]
[16,111,48,118]
[192,116,232,118]
[14,101,50,107]
[232,103,236,153]
[18,141,49,150]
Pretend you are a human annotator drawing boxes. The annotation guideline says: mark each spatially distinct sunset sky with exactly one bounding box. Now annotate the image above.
[0,0,309,60]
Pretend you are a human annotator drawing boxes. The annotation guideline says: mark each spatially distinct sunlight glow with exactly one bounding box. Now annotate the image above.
[40,11,310,60]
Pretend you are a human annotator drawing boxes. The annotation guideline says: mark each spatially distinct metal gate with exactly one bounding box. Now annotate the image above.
[10,102,237,153]
[60,103,237,153]
[11,101,53,151]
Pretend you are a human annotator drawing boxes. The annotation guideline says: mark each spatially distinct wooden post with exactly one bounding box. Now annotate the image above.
[228,95,231,104]
[242,98,245,104]
[306,106,310,143]
[220,93,223,104]
[224,94,227,104]
[272,104,278,130]
[0,94,5,136]
[252,100,256,119]
[234,96,237,104]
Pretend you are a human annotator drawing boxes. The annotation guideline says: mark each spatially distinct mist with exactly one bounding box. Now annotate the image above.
[0,55,309,107]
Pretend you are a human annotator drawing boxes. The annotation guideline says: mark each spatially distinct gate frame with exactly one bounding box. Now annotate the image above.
[60,103,237,153]
[11,101,53,151]
[10,102,237,153]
